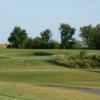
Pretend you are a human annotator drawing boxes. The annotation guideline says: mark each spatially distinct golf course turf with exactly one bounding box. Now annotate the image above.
[0,49,100,100]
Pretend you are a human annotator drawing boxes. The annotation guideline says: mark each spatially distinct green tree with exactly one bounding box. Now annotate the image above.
[80,25,93,48]
[25,38,34,49]
[40,29,52,48]
[41,29,52,43]
[8,26,28,48]
[72,41,82,49]
[32,37,42,49]
[59,23,75,48]
[49,40,60,49]
[80,24,100,49]
[92,24,100,49]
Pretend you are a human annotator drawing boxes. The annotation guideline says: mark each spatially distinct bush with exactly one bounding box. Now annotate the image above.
[53,53,100,69]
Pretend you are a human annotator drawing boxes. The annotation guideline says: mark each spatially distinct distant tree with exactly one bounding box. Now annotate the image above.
[25,38,34,49]
[41,29,52,43]
[49,40,60,49]
[8,26,28,48]
[91,24,100,49]
[80,24,100,49]
[32,37,43,49]
[80,25,93,48]
[72,41,82,49]
[40,29,52,48]
[68,38,77,49]
[59,23,75,49]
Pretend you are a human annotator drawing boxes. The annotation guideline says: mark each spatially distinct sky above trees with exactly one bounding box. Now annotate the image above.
[0,0,100,43]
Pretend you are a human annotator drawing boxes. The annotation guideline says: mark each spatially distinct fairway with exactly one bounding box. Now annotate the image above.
[0,49,100,100]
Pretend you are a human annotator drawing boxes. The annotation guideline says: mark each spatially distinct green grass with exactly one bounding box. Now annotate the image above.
[0,48,100,69]
[0,48,100,99]
[0,82,100,100]
[0,49,100,87]
[0,69,100,88]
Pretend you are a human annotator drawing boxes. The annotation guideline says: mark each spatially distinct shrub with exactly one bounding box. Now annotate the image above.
[53,53,100,69]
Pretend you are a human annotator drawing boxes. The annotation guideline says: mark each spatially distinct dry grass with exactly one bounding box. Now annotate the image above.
[0,44,8,48]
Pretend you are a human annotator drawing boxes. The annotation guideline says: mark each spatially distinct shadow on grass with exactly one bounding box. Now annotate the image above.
[33,52,53,56]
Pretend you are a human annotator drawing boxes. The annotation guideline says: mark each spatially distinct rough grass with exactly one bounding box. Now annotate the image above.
[0,82,100,100]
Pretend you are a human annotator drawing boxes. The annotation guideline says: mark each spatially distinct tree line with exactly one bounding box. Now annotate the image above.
[7,23,100,49]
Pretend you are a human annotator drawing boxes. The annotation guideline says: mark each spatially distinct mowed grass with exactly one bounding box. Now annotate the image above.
[0,48,100,69]
[0,49,100,99]
[0,48,100,88]
[0,69,100,88]
[0,49,69,69]
[0,82,100,100]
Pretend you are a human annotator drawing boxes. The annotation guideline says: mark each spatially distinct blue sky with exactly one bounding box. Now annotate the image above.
[0,0,100,43]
